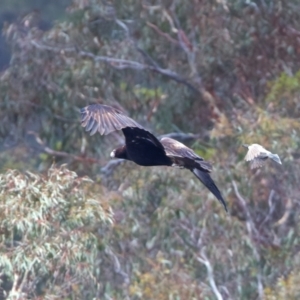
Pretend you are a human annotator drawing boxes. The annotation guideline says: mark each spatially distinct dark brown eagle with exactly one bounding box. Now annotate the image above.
[80,104,227,212]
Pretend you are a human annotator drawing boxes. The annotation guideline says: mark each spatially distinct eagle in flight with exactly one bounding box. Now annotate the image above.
[80,104,227,212]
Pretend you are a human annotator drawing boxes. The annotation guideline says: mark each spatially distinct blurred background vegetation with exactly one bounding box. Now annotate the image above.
[0,0,300,299]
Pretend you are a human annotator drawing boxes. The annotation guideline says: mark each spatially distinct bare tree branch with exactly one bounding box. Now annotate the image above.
[100,159,125,176]
[158,132,200,143]
[232,180,259,238]
[274,198,293,227]
[105,247,130,285]
[167,8,198,76]
[31,38,200,94]
[18,257,37,294]
[196,248,223,300]
[231,180,264,299]
[28,131,103,164]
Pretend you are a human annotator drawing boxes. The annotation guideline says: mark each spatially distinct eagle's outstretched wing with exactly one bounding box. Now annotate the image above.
[80,104,143,136]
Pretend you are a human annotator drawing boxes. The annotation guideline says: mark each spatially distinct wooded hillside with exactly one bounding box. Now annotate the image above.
[0,1,300,299]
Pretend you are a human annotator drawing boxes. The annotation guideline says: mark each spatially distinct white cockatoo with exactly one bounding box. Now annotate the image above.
[243,144,282,169]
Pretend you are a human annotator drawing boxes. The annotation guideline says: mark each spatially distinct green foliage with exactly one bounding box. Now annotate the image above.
[0,165,113,298]
[237,107,300,148]
[265,270,300,300]
[266,71,300,117]
[268,71,300,98]
[129,252,201,300]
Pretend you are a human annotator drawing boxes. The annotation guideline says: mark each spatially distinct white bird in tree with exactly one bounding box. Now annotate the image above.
[243,143,282,169]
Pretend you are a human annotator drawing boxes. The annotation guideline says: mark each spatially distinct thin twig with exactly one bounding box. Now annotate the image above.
[232,180,259,237]
[258,189,275,230]
[18,257,37,294]
[146,21,179,45]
